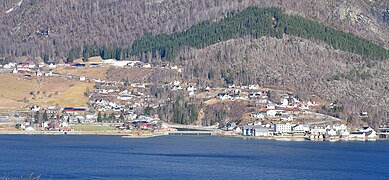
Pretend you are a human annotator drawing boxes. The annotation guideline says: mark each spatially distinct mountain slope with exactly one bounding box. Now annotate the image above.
[131,7,388,60]
[0,0,387,61]
[161,36,389,127]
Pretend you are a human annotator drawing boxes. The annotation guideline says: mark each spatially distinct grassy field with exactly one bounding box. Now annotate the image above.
[72,125,116,131]
[31,80,94,107]
[0,74,94,112]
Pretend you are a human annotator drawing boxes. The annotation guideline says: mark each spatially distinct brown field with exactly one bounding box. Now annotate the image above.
[87,56,103,63]
[107,67,154,82]
[0,74,94,112]
[54,66,109,80]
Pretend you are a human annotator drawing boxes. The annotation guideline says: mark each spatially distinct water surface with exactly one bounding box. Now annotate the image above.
[0,135,388,179]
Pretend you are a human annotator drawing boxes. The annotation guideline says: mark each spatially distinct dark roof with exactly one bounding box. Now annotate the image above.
[351,132,365,135]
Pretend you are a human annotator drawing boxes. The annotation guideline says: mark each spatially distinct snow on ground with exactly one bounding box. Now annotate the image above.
[5,0,23,14]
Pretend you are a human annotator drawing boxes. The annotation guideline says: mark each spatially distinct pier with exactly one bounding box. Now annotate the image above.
[168,131,214,136]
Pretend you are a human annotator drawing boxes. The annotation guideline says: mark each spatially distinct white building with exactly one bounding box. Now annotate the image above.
[266,109,284,117]
[274,123,292,134]
[216,93,231,100]
[250,112,266,119]
[242,125,270,136]
[349,127,377,139]
[248,84,259,90]
[267,103,276,110]
[187,86,196,92]
[311,125,329,135]
[292,124,310,134]
[333,124,348,131]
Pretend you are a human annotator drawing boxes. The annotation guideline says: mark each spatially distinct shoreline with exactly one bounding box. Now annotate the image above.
[0,130,386,141]
[0,130,167,138]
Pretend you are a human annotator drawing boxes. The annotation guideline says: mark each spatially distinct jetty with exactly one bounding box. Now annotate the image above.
[168,131,214,136]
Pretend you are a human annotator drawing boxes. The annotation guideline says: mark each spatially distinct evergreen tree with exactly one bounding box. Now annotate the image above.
[119,114,125,123]
[103,112,107,122]
[97,112,102,123]
[34,111,40,124]
[43,111,48,122]
[130,7,389,60]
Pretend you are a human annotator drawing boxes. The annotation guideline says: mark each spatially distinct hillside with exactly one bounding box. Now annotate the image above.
[0,0,388,127]
[161,35,389,127]
[131,7,388,60]
[0,0,388,61]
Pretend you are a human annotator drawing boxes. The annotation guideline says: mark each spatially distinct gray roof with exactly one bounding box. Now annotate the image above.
[243,125,269,132]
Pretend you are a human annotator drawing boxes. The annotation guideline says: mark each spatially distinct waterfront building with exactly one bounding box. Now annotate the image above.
[274,123,292,134]
[292,124,310,134]
[242,125,270,136]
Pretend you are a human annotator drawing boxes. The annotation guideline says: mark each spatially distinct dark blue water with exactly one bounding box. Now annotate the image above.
[0,135,388,179]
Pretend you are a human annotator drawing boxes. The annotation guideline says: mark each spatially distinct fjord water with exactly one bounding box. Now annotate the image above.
[0,135,388,179]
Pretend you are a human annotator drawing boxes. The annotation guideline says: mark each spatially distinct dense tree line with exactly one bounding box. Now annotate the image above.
[1,0,387,62]
[66,45,131,62]
[131,7,389,60]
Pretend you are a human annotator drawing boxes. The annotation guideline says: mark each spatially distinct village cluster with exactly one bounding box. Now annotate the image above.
[211,86,379,140]
[0,59,386,140]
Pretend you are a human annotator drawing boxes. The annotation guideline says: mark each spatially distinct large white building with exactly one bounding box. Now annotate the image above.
[292,124,310,134]
[242,125,270,137]
[274,123,292,134]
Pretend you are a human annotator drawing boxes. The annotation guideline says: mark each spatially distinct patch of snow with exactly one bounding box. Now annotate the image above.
[17,0,23,7]
[5,0,23,14]
[5,7,14,14]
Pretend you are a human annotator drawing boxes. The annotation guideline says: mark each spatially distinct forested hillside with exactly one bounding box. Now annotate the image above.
[0,0,388,61]
[131,7,388,60]
[146,36,389,127]
[1,0,389,127]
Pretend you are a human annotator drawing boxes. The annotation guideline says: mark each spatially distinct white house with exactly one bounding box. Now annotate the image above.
[281,98,289,106]
[250,112,266,119]
[38,62,45,68]
[216,93,231,100]
[311,125,329,135]
[25,126,35,131]
[80,76,86,81]
[117,95,132,100]
[349,127,377,139]
[292,124,310,134]
[172,86,183,91]
[30,105,41,112]
[327,129,337,136]
[187,86,196,92]
[266,109,284,117]
[248,84,259,90]
[173,80,181,86]
[4,62,16,69]
[44,71,53,77]
[28,63,36,69]
[267,103,276,110]
[170,65,179,70]
[281,115,294,121]
[333,124,348,131]
[48,63,56,69]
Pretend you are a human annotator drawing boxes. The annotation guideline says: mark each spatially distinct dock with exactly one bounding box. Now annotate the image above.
[168,131,214,136]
